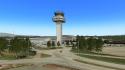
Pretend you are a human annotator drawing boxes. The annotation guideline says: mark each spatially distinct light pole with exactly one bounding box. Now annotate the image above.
[77,40,80,56]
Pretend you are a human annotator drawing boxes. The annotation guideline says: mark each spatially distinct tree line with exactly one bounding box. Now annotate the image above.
[47,41,61,48]
[0,37,34,58]
[99,35,125,41]
[73,35,104,53]
[47,40,74,48]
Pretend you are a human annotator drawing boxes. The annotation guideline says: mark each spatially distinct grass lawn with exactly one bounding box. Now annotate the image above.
[0,55,16,60]
[74,59,124,70]
[71,49,125,57]
[71,49,125,65]
[39,47,63,50]
[79,54,125,65]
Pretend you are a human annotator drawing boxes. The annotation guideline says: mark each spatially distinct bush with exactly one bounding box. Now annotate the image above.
[29,50,36,56]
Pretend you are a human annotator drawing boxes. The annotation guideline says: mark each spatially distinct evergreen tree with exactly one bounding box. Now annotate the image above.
[72,40,76,48]
[57,41,60,47]
[52,41,55,47]
[47,41,51,48]
[10,37,32,57]
[76,35,80,49]
[10,37,19,56]
[104,40,109,44]
[74,35,104,52]
[22,37,31,55]
[0,38,8,56]
[79,36,83,50]
[95,38,104,53]
[65,40,70,47]
[87,37,95,51]
[81,36,87,51]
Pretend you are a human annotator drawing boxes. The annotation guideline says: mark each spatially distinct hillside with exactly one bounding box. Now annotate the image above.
[0,33,15,37]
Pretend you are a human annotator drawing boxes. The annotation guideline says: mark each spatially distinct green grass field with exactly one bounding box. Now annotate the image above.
[79,54,125,65]
[72,49,125,65]
[0,55,16,60]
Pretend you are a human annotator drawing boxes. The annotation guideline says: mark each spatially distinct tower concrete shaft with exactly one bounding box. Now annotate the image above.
[53,11,65,46]
[56,22,62,45]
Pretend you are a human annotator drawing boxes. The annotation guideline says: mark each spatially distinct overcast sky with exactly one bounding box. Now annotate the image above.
[0,0,125,36]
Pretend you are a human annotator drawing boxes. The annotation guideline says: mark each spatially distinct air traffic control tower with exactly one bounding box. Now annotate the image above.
[53,11,65,46]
